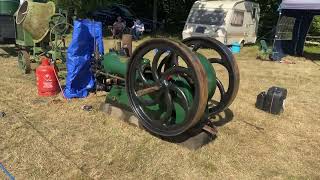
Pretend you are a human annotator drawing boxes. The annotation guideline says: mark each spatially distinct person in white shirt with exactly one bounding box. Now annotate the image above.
[131,19,144,40]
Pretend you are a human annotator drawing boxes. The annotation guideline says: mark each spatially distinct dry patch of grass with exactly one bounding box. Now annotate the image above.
[0,41,320,179]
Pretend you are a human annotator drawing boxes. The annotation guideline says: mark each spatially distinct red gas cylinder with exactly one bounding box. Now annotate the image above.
[36,57,60,97]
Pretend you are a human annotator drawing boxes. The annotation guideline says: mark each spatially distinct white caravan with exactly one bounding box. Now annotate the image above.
[182,0,260,45]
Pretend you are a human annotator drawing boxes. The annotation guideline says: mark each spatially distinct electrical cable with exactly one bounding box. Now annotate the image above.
[0,162,15,180]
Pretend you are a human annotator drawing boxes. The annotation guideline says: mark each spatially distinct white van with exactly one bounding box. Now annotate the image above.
[182,0,260,45]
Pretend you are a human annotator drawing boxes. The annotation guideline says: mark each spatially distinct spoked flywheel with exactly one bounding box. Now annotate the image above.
[49,13,68,36]
[182,37,240,116]
[126,39,209,137]
[18,50,31,74]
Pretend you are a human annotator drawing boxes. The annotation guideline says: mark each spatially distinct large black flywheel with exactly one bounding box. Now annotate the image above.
[126,39,209,137]
[182,37,240,116]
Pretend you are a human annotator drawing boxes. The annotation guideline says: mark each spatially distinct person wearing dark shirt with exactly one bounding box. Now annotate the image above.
[112,16,126,39]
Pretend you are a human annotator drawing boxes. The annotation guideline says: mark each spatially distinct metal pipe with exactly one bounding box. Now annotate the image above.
[96,71,125,81]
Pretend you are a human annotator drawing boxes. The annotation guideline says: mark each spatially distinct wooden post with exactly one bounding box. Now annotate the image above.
[153,0,158,33]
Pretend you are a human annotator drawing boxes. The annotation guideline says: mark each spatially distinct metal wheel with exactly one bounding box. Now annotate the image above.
[49,14,68,36]
[182,37,240,116]
[49,13,70,60]
[126,39,209,137]
[18,50,31,74]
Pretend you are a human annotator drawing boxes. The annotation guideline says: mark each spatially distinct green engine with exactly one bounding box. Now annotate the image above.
[95,37,240,137]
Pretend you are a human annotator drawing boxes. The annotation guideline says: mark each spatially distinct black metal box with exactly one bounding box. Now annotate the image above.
[0,15,16,44]
[256,87,287,115]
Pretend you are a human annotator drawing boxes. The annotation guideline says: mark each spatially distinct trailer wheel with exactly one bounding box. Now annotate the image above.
[18,50,31,74]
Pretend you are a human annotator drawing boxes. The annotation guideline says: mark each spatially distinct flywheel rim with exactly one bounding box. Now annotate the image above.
[182,37,240,116]
[126,39,209,137]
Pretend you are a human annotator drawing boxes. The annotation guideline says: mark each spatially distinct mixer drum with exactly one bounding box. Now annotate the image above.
[16,0,55,43]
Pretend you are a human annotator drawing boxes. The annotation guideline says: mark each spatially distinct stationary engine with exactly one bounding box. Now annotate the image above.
[94,37,240,137]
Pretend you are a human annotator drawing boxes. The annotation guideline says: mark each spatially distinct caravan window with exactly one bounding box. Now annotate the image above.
[231,10,244,26]
[188,9,226,26]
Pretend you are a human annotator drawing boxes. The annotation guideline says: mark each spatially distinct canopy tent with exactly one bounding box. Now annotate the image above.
[280,0,320,10]
[272,0,320,60]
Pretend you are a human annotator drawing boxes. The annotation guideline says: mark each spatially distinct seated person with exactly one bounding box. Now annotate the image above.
[131,19,145,40]
[112,16,126,39]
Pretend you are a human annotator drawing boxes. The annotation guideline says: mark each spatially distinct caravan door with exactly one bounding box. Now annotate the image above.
[226,9,246,45]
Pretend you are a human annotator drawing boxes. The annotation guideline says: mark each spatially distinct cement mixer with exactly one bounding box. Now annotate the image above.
[15,0,71,73]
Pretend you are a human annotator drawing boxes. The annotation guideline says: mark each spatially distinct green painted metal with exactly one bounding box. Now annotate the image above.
[104,52,216,125]
[170,78,193,124]
[137,77,194,125]
[16,23,34,47]
[102,52,128,78]
[104,58,194,124]
[0,0,19,15]
[102,52,151,78]
[106,85,131,110]
[106,79,194,125]
[197,53,217,100]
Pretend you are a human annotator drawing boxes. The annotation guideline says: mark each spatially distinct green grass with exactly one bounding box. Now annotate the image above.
[304,45,320,61]
[305,45,320,54]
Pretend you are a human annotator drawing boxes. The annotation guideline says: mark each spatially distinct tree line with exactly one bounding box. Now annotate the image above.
[53,0,319,38]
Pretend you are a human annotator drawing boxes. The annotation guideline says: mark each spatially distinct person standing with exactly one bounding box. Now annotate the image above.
[112,16,126,39]
[131,19,145,40]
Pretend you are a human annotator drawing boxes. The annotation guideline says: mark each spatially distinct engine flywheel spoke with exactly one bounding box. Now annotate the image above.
[161,66,195,81]
[159,90,174,123]
[182,37,240,115]
[216,78,226,99]
[169,84,189,112]
[152,49,167,82]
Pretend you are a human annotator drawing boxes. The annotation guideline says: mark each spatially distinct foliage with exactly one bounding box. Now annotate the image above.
[52,0,320,38]
[252,0,281,40]
[310,16,320,36]
[51,0,119,17]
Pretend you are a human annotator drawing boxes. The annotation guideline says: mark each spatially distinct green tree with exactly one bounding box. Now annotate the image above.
[52,0,119,17]
[51,0,283,39]
[252,0,281,40]
[310,16,320,36]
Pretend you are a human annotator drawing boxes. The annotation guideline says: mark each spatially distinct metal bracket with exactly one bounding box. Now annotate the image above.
[202,124,218,136]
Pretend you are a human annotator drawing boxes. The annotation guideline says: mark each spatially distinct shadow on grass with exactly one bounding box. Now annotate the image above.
[303,51,320,67]
[0,46,18,58]
[304,51,320,61]
[209,108,234,127]
[157,108,234,149]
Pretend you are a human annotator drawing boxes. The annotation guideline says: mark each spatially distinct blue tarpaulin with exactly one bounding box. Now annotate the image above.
[64,19,104,99]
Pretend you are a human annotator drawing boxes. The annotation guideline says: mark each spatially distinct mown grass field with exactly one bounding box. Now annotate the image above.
[0,40,320,179]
